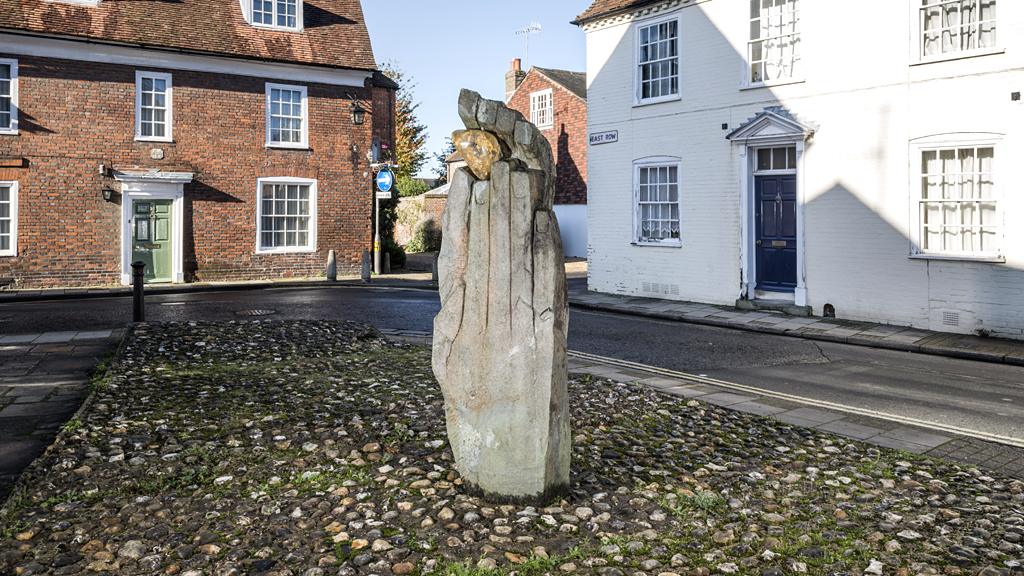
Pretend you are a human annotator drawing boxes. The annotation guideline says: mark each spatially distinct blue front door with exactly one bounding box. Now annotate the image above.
[755,175,797,292]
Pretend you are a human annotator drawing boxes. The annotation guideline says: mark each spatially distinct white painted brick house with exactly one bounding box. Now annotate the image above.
[575,0,1024,338]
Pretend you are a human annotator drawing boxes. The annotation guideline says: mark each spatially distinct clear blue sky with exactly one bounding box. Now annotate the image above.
[363,1,588,178]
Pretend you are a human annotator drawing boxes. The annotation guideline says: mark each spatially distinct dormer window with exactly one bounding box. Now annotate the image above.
[251,0,302,30]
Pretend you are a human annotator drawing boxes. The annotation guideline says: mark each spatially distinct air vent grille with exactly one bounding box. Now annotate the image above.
[641,282,680,297]
[942,311,960,327]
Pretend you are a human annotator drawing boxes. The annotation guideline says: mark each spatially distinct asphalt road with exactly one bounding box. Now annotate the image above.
[2,281,1022,440]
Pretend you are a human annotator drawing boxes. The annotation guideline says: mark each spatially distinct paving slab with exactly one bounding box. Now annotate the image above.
[0,334,37,345]
[729,401,788,417]
[880,426,953,449]
[816,419,887,440]
[779,407,845,425]
[33,331,80,344]
[701,392,760,407]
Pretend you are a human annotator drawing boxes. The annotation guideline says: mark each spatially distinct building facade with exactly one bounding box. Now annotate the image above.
[577,0,1024,339]
[505,59,589,258]
[0,0,394,288]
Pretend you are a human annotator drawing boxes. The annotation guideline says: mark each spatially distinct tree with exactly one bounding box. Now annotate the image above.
[380,61,428,180]
[396,174,430,198]
[432,138,456,186]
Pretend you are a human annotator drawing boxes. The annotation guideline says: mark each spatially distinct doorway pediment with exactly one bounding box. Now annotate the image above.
[727,107,815,144]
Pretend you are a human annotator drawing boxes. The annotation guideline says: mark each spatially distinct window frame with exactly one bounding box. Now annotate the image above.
[909,137,1003,262]
[914,0,1001,65]
[134,70,173,143]
[255,177,318,255]
[530,88,554,130]
[744,0,803,89]
[249,0,304,31]
[633,157,684,247]
[0,181,18,257]
[633,13,682,107]
[0,58,19,136]
[265,82,309,149]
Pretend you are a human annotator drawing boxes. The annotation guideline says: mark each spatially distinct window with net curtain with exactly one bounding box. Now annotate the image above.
[921,0,996,58]
[920,147,998,257]
[260,183,312,250]
[636,164,681,244]
[748,0,801,85]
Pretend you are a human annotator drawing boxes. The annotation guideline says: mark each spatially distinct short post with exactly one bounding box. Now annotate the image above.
[326,249,338,282]
[131,261,146,322]
[383,252,391,275]
[361,250,372,283]
[431,253,439,283]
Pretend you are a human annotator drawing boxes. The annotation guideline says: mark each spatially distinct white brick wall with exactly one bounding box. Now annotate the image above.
[584,0,1024,338]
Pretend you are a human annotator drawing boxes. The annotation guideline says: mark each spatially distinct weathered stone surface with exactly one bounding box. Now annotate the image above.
[433,89,569,502]
[452,129,503,180]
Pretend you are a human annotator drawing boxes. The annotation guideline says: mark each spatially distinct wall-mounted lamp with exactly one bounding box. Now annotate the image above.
[351,101,367,125]
[102,187,115,202]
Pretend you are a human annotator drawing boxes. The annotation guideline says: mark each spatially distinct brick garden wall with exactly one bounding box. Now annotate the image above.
[0,53,392,288]
[507,72,588,206]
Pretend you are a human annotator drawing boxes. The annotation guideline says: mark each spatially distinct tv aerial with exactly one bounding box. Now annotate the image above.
[515,22,543,68]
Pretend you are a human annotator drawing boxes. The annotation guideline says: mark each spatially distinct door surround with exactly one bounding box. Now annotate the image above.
[115,170,193,286]
[727,108,814,307]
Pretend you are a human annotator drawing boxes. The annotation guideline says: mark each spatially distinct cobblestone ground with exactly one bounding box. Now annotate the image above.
[1,321,1022,576]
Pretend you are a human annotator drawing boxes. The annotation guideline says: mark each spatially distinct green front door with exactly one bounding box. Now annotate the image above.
[132,200,174,283]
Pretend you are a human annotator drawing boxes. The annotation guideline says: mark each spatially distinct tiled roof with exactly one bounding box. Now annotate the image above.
[573,0,663,25]
[0,0,377,71]
[534,67,587,100]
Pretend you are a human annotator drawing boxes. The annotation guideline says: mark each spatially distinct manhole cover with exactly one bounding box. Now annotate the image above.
[235,309,278,317]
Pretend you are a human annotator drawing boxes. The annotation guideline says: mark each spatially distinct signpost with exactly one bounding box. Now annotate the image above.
[373,167,395,275]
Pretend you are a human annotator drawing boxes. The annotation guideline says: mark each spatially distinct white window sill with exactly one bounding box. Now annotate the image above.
[136,137,173,144]
[0,129,18,136]
[741,78,805,91]
[266,143,311,150]
[537,124,554,131]
[912,48,1004,67]
[256,247,317,255]
[250,22,303,33]
[633,94,681,108]
[909,253,1005,264]
[632,241,682,248]
[0,251,16,257]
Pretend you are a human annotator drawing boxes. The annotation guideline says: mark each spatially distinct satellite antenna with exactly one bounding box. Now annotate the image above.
[515,22,543,68]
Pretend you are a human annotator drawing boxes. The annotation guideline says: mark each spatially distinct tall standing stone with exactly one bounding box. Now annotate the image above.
[432,89,569,502]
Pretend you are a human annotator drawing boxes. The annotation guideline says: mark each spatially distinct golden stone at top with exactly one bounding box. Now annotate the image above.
[452,129,503,181]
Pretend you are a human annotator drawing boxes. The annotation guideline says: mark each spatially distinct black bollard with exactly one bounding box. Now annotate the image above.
[360,250,371,283]
[131,261,146,322]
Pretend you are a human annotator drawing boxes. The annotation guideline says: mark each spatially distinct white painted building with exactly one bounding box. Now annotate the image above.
[576,0,1024,338]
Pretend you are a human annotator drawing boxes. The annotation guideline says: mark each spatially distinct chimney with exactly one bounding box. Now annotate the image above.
[505,58,527,103]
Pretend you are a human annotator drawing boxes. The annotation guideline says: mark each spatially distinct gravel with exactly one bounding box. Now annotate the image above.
[1,320,1023,576]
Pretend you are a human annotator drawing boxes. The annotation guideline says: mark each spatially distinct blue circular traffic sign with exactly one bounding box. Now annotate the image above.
[375,168,395,193]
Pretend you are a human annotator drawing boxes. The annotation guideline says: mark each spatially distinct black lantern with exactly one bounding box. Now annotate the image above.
[102,186,115,202]
[351,101,367,125]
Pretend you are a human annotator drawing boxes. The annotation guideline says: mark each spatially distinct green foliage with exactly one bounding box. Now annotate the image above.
[380,61,428,179]
[397,174,430,198]
[433,137,456,186]
[405,218,442,254]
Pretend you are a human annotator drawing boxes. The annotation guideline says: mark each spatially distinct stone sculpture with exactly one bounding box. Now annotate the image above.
[432,89,570,502]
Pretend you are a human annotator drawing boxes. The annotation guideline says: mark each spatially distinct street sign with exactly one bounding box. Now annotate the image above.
[375,167,395,193]
[589,130,619,146]
[376,190,393,200]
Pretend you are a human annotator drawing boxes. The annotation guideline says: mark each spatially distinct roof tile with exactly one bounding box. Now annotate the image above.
[0,0,377,71]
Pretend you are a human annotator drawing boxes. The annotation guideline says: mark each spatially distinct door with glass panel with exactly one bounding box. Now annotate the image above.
[0,184,13,255]
[131,200,174,283]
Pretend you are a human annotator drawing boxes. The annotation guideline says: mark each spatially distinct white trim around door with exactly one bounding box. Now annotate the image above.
[115,171,193,285]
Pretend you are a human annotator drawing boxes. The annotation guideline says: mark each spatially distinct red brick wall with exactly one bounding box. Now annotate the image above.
[0,53,393,288]
[507,71,588,206]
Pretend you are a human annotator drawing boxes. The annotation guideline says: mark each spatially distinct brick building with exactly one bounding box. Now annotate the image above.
[505,60,589,257]
[0,0,394,288]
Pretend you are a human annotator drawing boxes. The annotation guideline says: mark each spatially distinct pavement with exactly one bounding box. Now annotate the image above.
[0,329,123,502]
[381,327,1024,479]
[569,289,1024,367]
